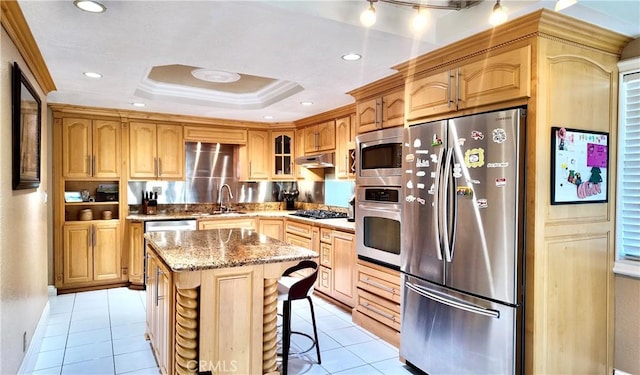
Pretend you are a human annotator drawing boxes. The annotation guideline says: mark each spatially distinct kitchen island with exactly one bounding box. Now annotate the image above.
[144,228,318,375]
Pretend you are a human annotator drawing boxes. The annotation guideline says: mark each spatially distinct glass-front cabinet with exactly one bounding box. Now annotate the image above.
[272,131,294,179]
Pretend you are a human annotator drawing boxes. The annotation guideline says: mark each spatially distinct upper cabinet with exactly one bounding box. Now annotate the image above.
[62,118,121,179]
[335,115,356,179]
[405,45,531,121]
[304,120,336,153]
[129,122,184,180]
[271,131,294,179]
[355,89,404,134]
[245,130,270,180]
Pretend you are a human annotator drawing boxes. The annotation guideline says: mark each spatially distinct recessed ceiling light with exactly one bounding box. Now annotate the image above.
[83,72,102,78]
[263,115,274,120]
[300,101,314,106]
[73,0,106,13]
[131,102,146,108]
[342,53,362,61]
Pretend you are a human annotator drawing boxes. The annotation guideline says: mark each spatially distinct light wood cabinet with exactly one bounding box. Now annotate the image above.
[271,131,294,179]
[127,221,144,287]
[335,115,356,179]
[145,248,173,375]
[258,218,284,241]
[62,118,121,178]
[129,122,184,180]
[331,230,356,307]
[405,45,531,121]
[304,120,335,153]
[353,259,401,347]
[62,221,121,285]
[355,89,404,134]
[198,217,256,231]
[244,130,270,180]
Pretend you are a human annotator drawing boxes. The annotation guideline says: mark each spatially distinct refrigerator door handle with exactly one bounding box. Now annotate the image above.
[441,147,454,262]
[406,281,500,319]
[433,147,445,261]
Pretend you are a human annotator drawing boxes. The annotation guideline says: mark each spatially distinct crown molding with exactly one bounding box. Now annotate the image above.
[294,103,356,128]
[1,0,56,93]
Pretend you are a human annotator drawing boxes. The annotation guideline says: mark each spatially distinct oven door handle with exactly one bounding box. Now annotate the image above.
[357,203,401,214]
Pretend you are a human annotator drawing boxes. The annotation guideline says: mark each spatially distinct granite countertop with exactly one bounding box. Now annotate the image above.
[145,229,319,272]
[128,210,355,232]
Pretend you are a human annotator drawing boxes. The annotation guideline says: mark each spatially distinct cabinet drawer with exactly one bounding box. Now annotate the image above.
[356,288,401,331]
[285,221,313,238]
[320,228,332,243]
[320,242,332,268]
[317,266,332,295]
[197,218,256,230]
[357,263,401,304]
[285,233,312,250]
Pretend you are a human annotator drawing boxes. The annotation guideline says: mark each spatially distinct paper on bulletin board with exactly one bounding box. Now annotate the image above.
[551,127,608,204]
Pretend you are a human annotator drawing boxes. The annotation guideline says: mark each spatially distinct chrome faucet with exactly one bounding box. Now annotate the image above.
[218,184,233,212]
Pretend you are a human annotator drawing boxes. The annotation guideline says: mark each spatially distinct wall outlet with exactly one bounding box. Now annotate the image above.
[151,186,162,195]
[23,331,27,352]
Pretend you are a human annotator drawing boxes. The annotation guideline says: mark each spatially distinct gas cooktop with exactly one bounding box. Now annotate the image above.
[289,209,348,220]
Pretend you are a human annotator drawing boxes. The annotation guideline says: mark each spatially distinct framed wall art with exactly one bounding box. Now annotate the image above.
[550,126,609,205]
[12,62,42,190]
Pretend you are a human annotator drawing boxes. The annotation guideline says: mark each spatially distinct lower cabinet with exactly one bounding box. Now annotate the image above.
[62,221,122,286]
[353,259,402,347]
[145,248,173,375]
[258,218,284,240]
[127,221,144,288]
[197,217,256,230]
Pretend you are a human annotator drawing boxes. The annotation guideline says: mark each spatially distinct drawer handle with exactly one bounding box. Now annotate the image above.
[362,302,396,321]
[361,277,397,294]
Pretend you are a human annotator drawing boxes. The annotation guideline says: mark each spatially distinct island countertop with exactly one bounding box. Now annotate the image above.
[145,228,319,272]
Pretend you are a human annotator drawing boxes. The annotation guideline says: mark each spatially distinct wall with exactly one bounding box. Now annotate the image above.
[0,25,50,374]
[614,37,640,375]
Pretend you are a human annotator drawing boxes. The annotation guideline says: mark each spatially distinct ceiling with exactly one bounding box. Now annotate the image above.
[17,0,640,124]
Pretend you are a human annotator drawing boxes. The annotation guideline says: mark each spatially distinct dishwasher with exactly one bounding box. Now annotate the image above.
[143,219,197,289]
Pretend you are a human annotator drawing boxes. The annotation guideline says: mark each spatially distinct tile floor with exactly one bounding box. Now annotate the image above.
[31,287,419,375]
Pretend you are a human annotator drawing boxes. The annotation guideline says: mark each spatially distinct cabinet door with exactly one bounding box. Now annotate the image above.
[317,266,332,295]
[258,218,284,241]
[316,120,336,151]
[145,250,157,342]
[457,45,531,109]
[335,116,351,179]
[62,118,92,178]
[304,126,319,153]
[128,222,144,286]
[382,90,405,128]
[156,266,171,374]
[405,70,454,120]
[63,223,93,284]
[247,130,270,180]
[332,231,356,307]
[93,120,121,178]
[93,221,121,281]
[272,131,294,179]
[356,98,379,134]
[320,242,332,268]
[129,122,158,179]
[156,124,184,179]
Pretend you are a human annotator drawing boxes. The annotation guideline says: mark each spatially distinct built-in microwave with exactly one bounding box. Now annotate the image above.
[356,127,404,186]
[355,186,402,269]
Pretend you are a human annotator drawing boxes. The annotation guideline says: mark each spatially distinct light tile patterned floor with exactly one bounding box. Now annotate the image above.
[31,288,419,374]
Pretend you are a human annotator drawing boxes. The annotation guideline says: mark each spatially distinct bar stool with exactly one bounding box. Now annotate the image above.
[277,260,322,375]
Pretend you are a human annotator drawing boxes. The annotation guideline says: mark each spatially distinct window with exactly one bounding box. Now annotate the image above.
[615,62,640,278]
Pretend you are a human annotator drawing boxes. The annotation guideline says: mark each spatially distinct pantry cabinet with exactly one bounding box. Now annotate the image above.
[355,89,404,134]
[62,118,121,178]
[129,122,184,180]
[304,120,335,153]
[62,221,121,285]
[405,45,531,121]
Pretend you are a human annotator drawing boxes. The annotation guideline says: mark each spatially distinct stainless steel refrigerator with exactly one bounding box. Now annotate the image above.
[400,107,526,374]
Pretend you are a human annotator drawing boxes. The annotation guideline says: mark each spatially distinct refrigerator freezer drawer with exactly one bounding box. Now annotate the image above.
[400,276,519,374]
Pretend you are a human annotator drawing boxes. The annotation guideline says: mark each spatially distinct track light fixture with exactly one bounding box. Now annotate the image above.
[555,0,577,12]
[359,0,483,29]
[489,0,507,26]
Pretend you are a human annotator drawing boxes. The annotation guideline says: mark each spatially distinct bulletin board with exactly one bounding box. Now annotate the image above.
[550,127,609,205]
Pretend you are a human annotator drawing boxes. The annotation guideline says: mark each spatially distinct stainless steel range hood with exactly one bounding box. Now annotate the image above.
[295,152,334,168]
